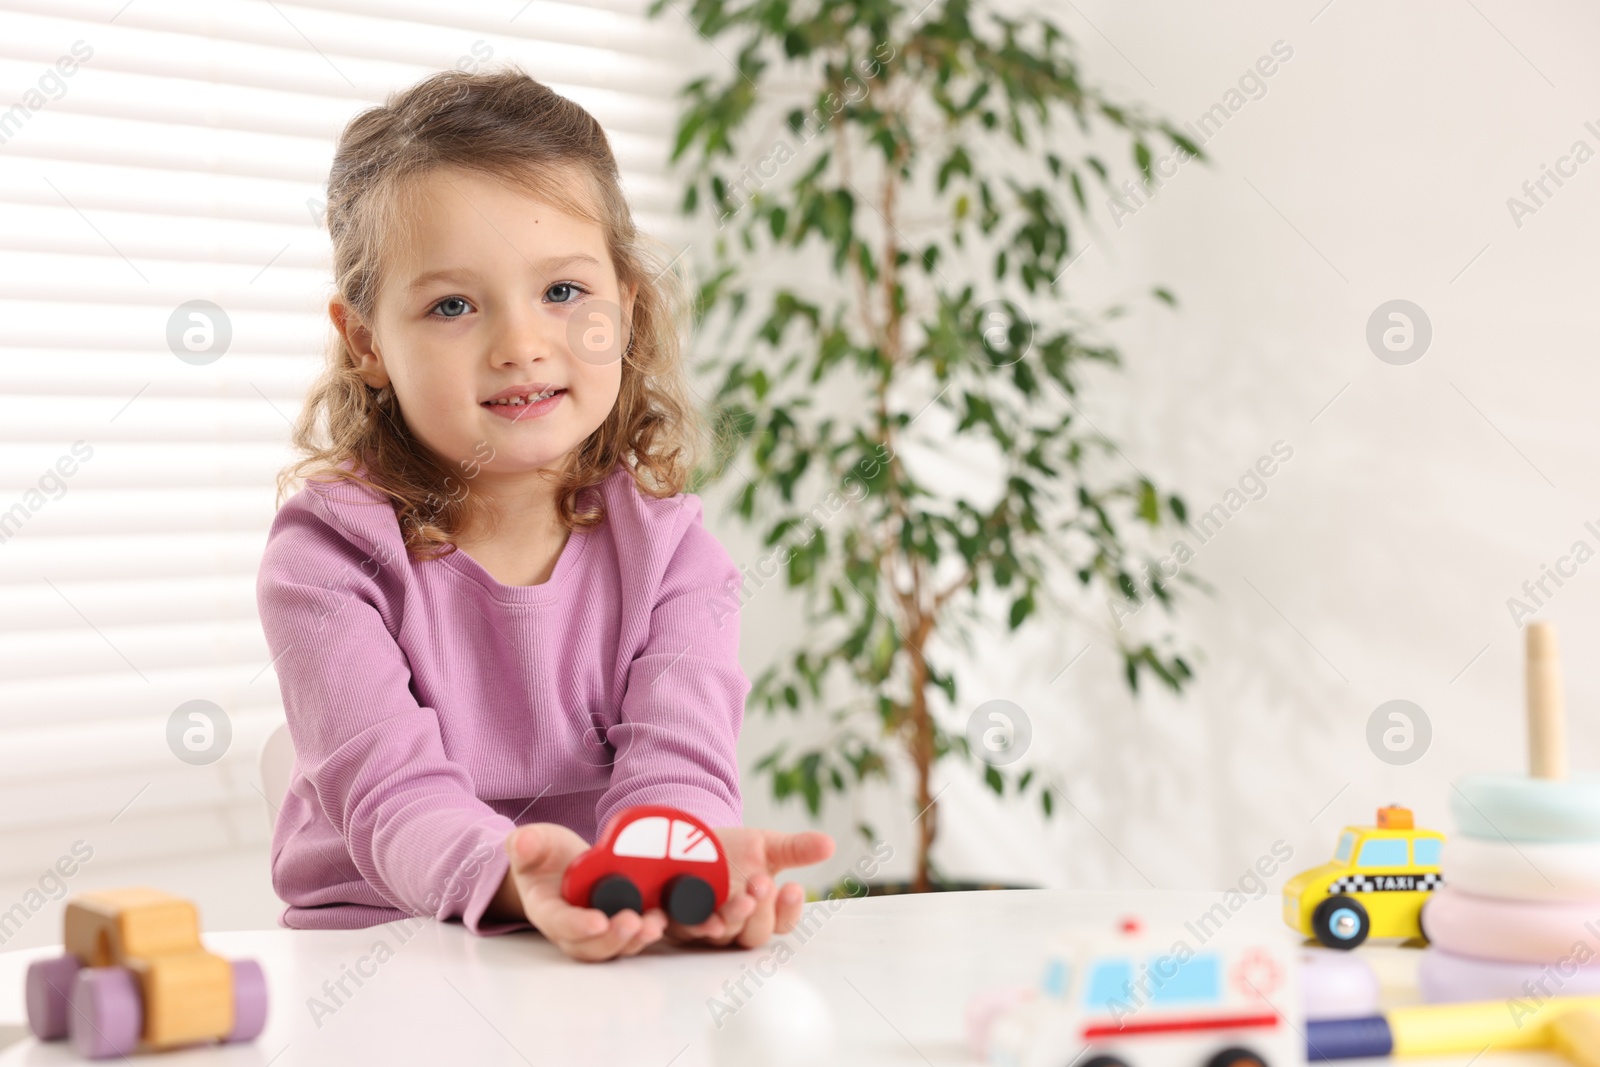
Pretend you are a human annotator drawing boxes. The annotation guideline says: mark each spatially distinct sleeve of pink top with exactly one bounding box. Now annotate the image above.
[594,505,748,834]
[256,496,529,936]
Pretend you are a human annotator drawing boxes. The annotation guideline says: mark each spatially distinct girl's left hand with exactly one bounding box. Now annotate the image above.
[666,827,835,948]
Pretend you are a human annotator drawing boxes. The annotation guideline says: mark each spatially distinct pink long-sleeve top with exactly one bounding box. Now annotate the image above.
[255,462,747,935]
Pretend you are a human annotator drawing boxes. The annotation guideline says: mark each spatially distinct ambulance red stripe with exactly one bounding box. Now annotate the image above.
[1083,1012,1278,1038]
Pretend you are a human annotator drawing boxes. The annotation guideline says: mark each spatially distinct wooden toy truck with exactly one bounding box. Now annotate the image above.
[24,887,268,1059]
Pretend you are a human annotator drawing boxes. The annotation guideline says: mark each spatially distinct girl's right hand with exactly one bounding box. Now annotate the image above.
[503,823,668,962]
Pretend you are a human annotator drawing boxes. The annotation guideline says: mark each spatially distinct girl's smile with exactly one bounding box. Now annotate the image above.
[481,384,567,421]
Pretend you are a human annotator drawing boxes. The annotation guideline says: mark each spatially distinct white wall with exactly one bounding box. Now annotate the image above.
[734,0,1600,894]
[6,0,1596,945]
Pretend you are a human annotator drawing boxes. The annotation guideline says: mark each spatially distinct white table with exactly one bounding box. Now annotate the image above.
[0,890,1563,1066]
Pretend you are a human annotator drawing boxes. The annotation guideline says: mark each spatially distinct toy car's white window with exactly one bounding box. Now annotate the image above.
[613,816,670,858]
[668,820,719,863]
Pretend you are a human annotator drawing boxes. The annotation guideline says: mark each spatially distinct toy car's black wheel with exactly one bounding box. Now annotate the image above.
[1311,895,1370,949]
[1080,1056,1131,1067]
[1205,1048,1267,1067]
[1417,896,1432,944]
[589,874,643,917]
[664,875,716,926]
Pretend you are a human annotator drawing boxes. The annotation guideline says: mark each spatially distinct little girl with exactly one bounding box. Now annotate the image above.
[257,67,833,962]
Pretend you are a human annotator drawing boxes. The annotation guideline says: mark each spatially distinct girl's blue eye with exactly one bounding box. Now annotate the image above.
[547,282,586,304]
[432,296,471,318]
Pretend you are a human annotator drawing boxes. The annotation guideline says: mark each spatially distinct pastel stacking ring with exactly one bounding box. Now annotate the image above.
[1420,947,1600,1003]
[1442,835,1600,903]
[1424,885,1600,965]
[1451,772,1600,842]
[1301,949,1380,1021]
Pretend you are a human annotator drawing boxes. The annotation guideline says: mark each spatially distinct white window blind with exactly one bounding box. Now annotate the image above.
[0,0,704,884]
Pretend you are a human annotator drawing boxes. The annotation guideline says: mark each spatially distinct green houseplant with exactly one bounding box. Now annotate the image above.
[651,0,1198,891]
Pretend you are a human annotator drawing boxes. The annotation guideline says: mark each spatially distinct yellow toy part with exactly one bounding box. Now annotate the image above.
[1282,806,1444,949]
[25,886,269,1059]
[65,888,234,1050]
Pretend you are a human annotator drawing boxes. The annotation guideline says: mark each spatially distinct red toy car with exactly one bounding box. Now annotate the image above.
[561,805,730,925]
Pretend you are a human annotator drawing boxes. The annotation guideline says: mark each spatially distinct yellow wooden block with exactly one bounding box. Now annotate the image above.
[65,888,201,966]
[127,951,234,1049]
[1552,1010,1600,1067]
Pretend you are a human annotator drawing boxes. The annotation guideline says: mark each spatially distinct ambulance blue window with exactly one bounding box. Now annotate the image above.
[1041,958,1069,998]
[1358,839,1407,867]
[1413,839,1442,866]
[1148,954,1221,1005]
[1083,960,1133,1012]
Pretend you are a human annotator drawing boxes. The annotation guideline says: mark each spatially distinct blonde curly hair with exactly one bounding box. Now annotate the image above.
[276,66,705,560]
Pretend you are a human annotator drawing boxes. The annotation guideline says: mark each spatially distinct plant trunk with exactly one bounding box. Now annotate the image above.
[906,621,935,891]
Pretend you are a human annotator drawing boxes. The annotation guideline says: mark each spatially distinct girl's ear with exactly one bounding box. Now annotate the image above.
[330,297,389,388]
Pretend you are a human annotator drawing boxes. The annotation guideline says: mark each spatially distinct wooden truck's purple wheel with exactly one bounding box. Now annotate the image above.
[24,954,81,1040]
[70,967,142,1060]
[226,959,269,1042]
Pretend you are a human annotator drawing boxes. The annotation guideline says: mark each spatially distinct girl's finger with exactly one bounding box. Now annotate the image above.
[735,876,778,948]
[531,901,609,944]
[773,882,805,935]
[713,888,759,940]
[567,909,644,961]
[618,911,667,957]
[762,831,836,873]
[673,911,726,941]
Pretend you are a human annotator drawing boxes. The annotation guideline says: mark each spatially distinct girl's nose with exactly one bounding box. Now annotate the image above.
[490,304,559,366]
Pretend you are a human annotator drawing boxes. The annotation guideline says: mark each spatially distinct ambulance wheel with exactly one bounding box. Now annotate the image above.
[1206,1048,1268,1067]
[1080,1057,1130,1067]
[1312,895,1370,949]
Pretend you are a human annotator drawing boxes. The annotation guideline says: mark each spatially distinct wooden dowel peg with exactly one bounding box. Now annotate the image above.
[1527,621,1569,781]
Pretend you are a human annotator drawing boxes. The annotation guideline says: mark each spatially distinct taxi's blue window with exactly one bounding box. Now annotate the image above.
[1148,954,1220,1004]
[1358,839,1407,867]
[1334,832,1356,863]
[1413,839,1442,866]
[1084,960,1132,1011]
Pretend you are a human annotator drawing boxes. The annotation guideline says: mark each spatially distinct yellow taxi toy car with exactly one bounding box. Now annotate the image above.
[1282,805,1444,950]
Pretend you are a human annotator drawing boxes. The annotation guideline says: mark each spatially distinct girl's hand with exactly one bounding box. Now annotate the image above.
[665,827,835,949]
[503,823,668,962]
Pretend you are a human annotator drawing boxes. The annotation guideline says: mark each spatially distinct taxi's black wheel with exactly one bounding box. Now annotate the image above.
[1080,1057,1130,1067]
[1311,895,1370,950]
[664,875,716,926]
[1417,897,1432,944]
[589,874,643,917]
[1206,1048,1267,1067]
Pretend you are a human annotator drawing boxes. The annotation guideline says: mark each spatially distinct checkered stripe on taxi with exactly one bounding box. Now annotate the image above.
[1327,872,1444,894]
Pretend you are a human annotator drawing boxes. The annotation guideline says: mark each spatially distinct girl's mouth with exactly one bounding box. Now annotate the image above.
[482,389,566,421]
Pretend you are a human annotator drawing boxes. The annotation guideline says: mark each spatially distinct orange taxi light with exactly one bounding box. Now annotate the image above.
[1376,805,1413,830]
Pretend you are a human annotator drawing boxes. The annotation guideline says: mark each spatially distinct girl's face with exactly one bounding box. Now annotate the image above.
[338,167,635,487]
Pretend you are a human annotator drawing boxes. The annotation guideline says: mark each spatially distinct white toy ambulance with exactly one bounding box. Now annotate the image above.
[983,917,1303,1067]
